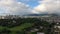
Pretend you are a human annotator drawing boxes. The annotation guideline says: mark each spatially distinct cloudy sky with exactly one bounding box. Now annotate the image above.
[0,0,60,15]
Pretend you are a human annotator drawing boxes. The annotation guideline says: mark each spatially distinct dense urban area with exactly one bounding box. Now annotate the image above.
[0,15,60,34]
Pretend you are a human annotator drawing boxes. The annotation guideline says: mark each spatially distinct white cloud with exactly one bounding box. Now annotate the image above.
[34,0,60,14]
[0,0,34,15]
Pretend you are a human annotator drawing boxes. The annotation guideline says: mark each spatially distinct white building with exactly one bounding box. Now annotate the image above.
[37,32,45,34]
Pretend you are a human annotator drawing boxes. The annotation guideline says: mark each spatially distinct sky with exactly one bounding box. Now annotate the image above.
[0,0,60,15]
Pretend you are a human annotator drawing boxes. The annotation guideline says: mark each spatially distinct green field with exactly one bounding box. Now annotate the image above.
[0,22,33,34]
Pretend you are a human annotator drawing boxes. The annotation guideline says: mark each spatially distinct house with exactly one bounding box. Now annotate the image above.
[37,32,45,34]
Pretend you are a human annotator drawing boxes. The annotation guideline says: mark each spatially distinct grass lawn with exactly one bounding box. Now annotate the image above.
[10,23,33,31]
[0,23,33,34]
